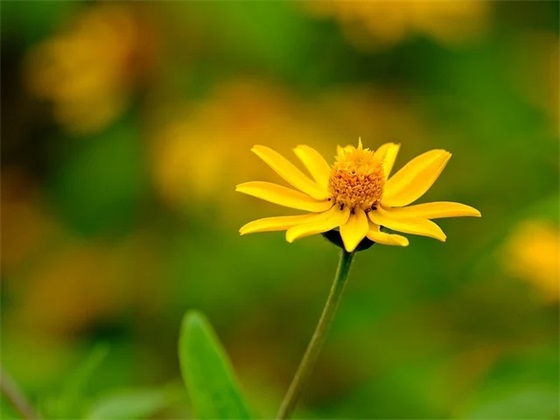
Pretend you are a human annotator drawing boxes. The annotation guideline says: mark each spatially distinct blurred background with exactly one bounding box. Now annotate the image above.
[1,1,558,418]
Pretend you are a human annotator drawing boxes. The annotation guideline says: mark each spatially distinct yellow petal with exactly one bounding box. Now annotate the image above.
[236,181,333,212]
[252,145,329,200]
[293,145,331,188]
[339,209,369,252]
[385,202,481,219]
[240,213,323,235]
[286,205,350,243]
[373,142,401,180]
[369,206,446,242]
[366,222,409,246]
[382,149,451,207]
[336,145,345,155]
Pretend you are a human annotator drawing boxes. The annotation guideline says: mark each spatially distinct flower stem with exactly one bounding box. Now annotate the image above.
[277,250,355,419]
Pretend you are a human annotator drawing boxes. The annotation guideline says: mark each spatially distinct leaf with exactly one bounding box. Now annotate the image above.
[178,311,254,419]
[45,343,110,419]
[85,386,183,420]
[460,385,559,419]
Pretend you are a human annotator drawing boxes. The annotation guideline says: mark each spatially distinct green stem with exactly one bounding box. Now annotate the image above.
[277,250,355,419]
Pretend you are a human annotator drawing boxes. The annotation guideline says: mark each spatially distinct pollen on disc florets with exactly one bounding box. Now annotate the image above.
[328,144,385,212]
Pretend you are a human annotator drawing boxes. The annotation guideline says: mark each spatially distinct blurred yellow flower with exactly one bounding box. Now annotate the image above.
[305,0,489,50]
[503,219,559,302]
[4,231,163,337]
[151,80,343,218]
[237,140,480,252]
[24,5,153,135]
[0,168,58,273]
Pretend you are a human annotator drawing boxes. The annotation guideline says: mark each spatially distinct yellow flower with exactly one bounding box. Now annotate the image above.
[304,0,489,50]
[24,5,152,135]
[237,140,481,252]
[502,219,559,303]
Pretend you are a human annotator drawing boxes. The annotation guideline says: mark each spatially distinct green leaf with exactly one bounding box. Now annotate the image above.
[460,385,559,419]
[85,386,183,420]
[45,343,109,419]
[178,311,253,419]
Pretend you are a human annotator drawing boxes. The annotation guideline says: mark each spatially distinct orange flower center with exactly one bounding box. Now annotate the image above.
[328,145,385,211]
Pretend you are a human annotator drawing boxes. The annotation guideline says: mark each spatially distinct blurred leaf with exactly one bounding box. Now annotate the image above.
[460,385,559,419]
[45,343,109,419]
[85,386,183,420]
[459,345,559,419]
[178,311,253,419]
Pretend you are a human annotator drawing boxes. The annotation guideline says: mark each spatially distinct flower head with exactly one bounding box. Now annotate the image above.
[236,141,481,252]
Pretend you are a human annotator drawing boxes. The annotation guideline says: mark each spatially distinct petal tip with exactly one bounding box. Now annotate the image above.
[344,243,358,252]
[235,183,250,192]
[251,145,266,154]
[459,205,482,218]
[432,149,452,160]
[292,145,307,155]
[285,230,295,243]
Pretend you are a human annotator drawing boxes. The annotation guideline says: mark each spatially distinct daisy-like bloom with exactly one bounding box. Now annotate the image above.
[236,140,481,253]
